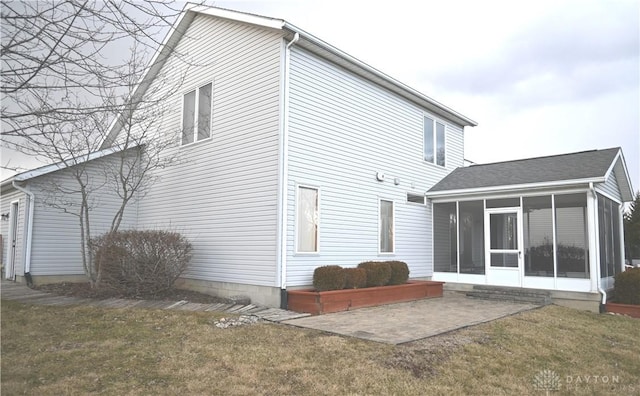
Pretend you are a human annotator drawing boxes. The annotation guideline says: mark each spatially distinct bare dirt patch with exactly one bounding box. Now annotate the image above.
[34,282,230,304]
[385,329,491,378]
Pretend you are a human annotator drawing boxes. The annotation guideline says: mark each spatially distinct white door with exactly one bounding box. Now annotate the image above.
[485,208,522,287]
[6,201,19,280]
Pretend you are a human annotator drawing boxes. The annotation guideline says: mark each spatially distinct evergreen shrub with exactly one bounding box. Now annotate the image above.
[387,261,410,285]
[344,267,367,289]
[313,265,346,291]
[357,261,392,287]
[614,267,640,305]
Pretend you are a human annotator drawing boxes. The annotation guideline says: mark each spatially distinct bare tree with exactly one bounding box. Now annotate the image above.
[1,1,198,286]
[1,0,188,137]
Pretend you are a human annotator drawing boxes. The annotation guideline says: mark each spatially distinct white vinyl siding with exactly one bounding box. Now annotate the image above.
[133,14,283,287]
[285,46,465,286]
[596,170,622,203]
[25,155,138,276]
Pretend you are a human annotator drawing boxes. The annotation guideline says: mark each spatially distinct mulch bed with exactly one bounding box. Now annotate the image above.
[34,282,231,305]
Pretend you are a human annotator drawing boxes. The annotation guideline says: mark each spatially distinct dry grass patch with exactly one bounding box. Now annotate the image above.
[2,300,639,395]
[420,306,640,395]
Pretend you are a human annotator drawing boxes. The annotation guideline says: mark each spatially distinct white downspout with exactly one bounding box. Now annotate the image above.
[590,182,607,309]
[12,181,35,279]
[278,32,299,309]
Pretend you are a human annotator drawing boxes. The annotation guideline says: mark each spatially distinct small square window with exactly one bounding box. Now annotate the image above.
[407,193,425,205]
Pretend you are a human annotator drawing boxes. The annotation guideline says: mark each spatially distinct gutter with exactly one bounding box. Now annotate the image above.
[278,32,300,309]
[11,181,34,285]
[590,182,607,311]
[426,178,604,200]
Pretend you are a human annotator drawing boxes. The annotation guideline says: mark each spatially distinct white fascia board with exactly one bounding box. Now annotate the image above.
[604,149,634,202]
[603,148,621,180]
[0,176,16,189]
[11,146,127,182]
[282,22,477,127]
[425,177,605,199]
[188,4,286,30]
[100,5,195,149]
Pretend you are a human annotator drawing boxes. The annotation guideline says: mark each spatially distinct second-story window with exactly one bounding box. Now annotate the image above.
[182,82,212,145]
[424,115,445,166]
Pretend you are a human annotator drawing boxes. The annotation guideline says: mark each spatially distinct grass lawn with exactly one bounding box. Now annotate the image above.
[2,300,639,395]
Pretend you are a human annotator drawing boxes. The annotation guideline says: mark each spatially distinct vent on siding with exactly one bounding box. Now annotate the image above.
[407,193,425,205]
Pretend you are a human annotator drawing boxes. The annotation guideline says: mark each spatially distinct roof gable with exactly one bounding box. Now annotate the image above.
[427,148,634,202]
[100,4,476,149]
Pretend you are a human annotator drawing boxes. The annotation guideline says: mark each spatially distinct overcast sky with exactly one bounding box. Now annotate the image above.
[3,0,639,193]
[216,0,639,193]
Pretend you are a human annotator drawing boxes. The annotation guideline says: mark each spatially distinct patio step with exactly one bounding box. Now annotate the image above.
[466,285,552,305]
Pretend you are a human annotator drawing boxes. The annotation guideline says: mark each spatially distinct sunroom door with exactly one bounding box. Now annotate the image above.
[485,208,522,287]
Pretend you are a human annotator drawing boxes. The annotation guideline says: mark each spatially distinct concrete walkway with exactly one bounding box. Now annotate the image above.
[2,281,541,344]
[283,291,540,344]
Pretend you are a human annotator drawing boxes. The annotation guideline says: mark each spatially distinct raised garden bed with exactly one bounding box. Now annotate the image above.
[605,302,640,318]
[287,280,444,315]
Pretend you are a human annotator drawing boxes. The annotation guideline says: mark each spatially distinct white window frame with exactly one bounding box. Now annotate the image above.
[295,184,320,254]
[406,192,426,205]
[379,198,395,254]
[181,81,213,146]
[423,115,446,167]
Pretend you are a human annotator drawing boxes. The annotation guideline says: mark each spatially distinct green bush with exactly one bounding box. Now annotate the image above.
[313,265,346,291]
[358,261,392,287]
[614,268,640,305]
[344,267,367,289]
[387,261,410,285]
[90,230,192,297]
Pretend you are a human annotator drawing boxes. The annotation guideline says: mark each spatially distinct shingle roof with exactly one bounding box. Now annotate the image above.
[428,148,621,193]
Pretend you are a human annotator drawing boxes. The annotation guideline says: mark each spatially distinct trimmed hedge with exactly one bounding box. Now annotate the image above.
[358,261,392,287]
[313,265,347,291]
[344,267,367,289]
[387,261,410,285]
[311,261,411,291]
[614,268,640,305]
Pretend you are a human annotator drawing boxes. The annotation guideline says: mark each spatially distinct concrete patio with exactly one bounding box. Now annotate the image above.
[283,291,541,344]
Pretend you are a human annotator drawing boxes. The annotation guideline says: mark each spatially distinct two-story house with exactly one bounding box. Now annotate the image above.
[2,5,633,312]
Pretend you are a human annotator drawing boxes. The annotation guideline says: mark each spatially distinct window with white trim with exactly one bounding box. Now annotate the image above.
[379,199,394,253]
[407,193,425,205]
[424,115,445,166]
[182,82,212,145]
[297,186,319,253]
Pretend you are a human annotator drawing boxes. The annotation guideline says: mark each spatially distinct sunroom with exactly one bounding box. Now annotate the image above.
[425,148,634,298]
